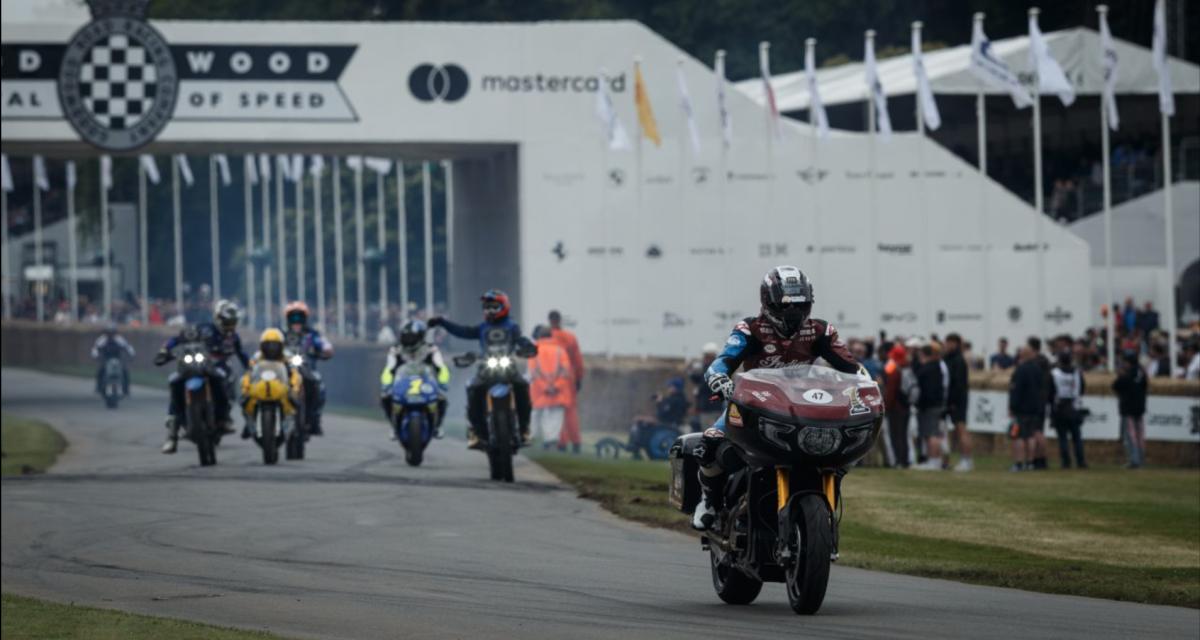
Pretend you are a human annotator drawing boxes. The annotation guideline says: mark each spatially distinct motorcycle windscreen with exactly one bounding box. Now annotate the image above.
[185,377,207,392]
[733,365,882,423]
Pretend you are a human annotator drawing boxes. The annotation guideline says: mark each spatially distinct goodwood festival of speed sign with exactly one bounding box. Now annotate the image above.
[58,1,178,151]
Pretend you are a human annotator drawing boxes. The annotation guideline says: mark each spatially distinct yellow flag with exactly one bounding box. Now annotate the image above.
[634,61,661,146]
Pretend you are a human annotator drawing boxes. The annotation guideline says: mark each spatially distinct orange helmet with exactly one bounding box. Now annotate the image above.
[284,301,310,327]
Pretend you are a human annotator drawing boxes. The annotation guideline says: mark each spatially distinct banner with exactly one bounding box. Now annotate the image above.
[594,68,630,150]
[66,160,76,190]
[245,154,259,185]
[805,41,829,138]
[100,155,112,191]
[633,59,661,146]
[174,153,194,186]
[969,18,1032,108]
[864,33,892,138]
[912,26,942,131]
[1028,12,1076,106]
[309,154,325,177]
[968,390,1198,443]
[759,42,781,139]
[1,153,12,193]
[675,60,700,155]
[33,155,49,191]
[1098,10,1119,130]
[258,153,271,182]
[714,50,732,148]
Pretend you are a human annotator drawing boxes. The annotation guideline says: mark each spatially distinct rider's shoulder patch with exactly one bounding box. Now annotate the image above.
[733,320,752,336]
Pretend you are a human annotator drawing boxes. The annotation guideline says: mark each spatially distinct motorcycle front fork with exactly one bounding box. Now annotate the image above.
[775,467,840,562]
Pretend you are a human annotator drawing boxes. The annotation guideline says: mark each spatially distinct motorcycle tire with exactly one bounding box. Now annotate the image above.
[189,399,217,467]
[261,408,279,465]
[710,548,763,605]
[489,409,515,483]
[105,389,119,409]
[785,494,833,615]
[405,410,425,467]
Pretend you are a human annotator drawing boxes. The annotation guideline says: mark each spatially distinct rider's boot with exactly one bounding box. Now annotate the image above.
[160,416,179,454]
[433,399,447,439]
[466,425,484,450]
[692,491,717,531]
[519,426,532,446]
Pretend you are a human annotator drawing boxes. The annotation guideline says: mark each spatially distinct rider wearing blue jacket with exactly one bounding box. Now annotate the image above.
[429,289,535,449]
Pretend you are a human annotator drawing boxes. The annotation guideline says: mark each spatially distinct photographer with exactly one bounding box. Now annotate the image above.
[1049,351,1088,469]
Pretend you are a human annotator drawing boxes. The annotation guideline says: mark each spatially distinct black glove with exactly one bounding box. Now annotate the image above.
[707,373,734,401]
[153,351,171,366]
[427,316,444,328]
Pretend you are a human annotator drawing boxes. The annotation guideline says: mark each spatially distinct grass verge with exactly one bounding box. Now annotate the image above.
[1,594,289,640]
[528,451,1200,608]
[1,414,67,476]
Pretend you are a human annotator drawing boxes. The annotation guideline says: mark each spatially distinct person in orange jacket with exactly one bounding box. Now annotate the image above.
[527,325,576,450]
[548,310,584,453]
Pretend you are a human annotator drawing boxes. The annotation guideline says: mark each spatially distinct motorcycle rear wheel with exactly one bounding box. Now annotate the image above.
[785,494,833,615]
[710,548,763,605]
[261,408,279,465]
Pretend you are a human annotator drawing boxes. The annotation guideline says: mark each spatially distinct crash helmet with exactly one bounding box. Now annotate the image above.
[284,301,310,330]
[259,328,285,361]
[214,299,240,332]
[481,289,511,322]
[760,266,814,337]
[397,319,428,357]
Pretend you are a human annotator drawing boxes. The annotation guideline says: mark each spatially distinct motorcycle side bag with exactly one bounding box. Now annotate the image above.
[668,433,702,514]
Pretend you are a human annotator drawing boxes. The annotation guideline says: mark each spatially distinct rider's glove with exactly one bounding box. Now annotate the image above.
[708,373,734,401]
[427,316,444,328]
[153,351,171,366]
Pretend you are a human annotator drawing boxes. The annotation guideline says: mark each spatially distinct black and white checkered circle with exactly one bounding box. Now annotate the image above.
[78,33,158,131]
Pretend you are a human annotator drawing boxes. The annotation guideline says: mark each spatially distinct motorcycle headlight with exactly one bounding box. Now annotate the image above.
[499,356,511,368]
[195,353,205,363]
[843,423,875,448]
[486,357,500,369]
[758,418,796,450]
[183,354,194,364]
[798,426,842,457]
[290,355,303,366]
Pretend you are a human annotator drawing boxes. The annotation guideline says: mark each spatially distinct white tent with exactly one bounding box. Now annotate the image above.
[1068,181,1199,280]
[737,28,1200,112]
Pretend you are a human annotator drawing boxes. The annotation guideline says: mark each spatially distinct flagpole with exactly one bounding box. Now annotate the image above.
[716,50,731,344]
[333,157,346,337]
[1030,7,1047,342]
[33,158,44,322]
[296,157,306,305]
[243,156,256,329]
[313,159,326,331]
[396,160,409,318]
[914,21,933,339]
[760,42,774,218]
[973,13,993,367]
[1094,5,1116,372]
[866,30,880,339]
[209,156,221,301]
[1162,111,1176,374]
[354,158,367,339]
[275,157,287,310]
[66,162,79,321]
[139,158,148,324]
[600,89,614,357]
[676,58,689,358]
[634,55,647,359]
[1,163,8,321]
[443,159,455,319]
[376,166,387,323]
[261,155,272,326]
[172,156,184,316]
[422,161,434,318]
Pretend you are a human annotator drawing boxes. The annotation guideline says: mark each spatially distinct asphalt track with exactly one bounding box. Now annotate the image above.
[2,368,1197,640]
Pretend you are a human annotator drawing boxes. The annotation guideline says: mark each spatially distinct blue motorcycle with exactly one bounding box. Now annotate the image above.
[389,362,441,467]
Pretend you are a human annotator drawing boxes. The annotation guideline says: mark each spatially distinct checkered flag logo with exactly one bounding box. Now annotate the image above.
[79,33,158,132]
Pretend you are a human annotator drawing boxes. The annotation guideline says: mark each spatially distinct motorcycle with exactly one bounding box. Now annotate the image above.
[669,364,882,615]
[388,361,441,466]
[101,356,124,409]
[243,356,299,465]
[452,328,536,483]
[175,342,222,467]
[284,350,311,460]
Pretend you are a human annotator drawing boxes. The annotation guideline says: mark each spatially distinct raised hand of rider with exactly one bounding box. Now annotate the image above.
[427,316,443,328]
[708,373,734,401]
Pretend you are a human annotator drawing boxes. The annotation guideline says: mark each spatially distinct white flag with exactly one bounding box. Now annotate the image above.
[309,155,325,177]
[291,154,305,181]
[139,154,160,184]
[1,154,13,193]
[594,69,631,150]
[213,154,232,186]
[257,153,271,182]
[805,42,829,139]
[346,155,364,172]
[715,51,733,148]
[66,161,77,191]
[174,154,194,187]
[100,155,113,191]
[1098,11,1119,131]
[1028,13,1075,106]
[33,155,50,191]
[1152,0,1175,117]
[245,154,259,185]
[364,157,392,175]
[969,18,1032,108]
[759,42,782,139]
[675,60,701,156]
[277,154,293,181]
[864,34,892,139]
[912,27,942,131]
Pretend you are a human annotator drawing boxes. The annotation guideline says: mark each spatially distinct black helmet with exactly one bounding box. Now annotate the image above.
[398,319,428,351]
[760,266,814,336]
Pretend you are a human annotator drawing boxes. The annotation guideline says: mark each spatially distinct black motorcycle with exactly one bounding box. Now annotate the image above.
[452,328,536,482]
[169,341,222,467]
[669,365,882,615]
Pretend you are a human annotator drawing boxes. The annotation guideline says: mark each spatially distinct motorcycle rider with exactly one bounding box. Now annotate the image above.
[380,319,451,439]
[240,328,301,430]
[692,266,860,530]
[281,301,334,436]
[154,300,249,454]
[91,323,135,397]
[429,289,536,450]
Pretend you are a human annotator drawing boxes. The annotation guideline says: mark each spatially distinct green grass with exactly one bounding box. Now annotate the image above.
[1,414,67,476]
[529,451,1200,608]
[1,594,290,640]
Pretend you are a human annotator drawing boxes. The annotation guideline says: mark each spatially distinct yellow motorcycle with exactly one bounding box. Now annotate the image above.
[242,355,301,466]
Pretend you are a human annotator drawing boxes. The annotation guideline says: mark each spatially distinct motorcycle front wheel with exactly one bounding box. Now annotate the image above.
[404,409,425,467]
[260,407,279,465]
[710,548,763,605]
[785,494,833,615]
[488,408,515,483]
[188,399,217,467]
